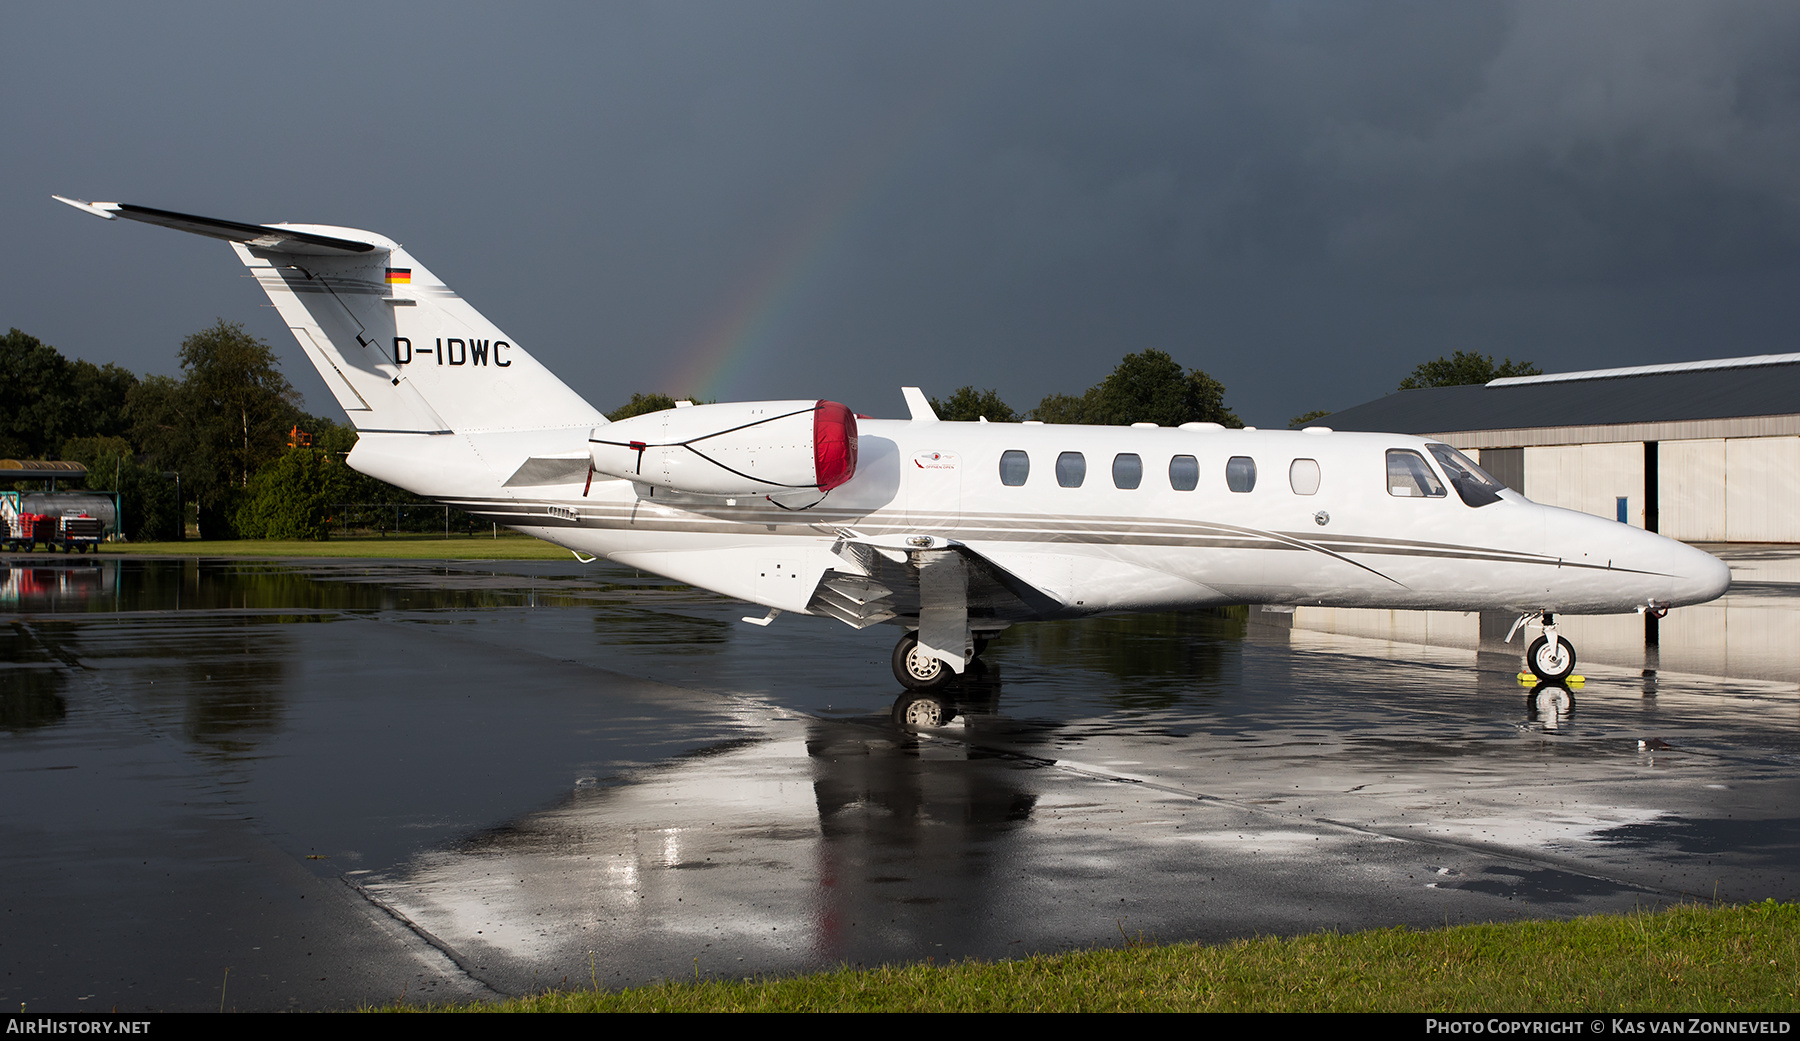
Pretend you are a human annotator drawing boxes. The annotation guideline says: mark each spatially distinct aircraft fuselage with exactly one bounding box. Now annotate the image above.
[351,419,1730,624]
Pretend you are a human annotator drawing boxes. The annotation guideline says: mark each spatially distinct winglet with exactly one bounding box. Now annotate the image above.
[53,195,120,220]
[901,387,939,422]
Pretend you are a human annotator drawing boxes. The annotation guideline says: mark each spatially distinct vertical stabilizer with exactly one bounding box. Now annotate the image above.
[54,197,604,436]
[231,240,602,435]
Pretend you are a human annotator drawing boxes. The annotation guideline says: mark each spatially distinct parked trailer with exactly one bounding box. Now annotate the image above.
[3,514,57,553]
[4,514,104,553]
[54,513,105,553]
[2,493,116,553]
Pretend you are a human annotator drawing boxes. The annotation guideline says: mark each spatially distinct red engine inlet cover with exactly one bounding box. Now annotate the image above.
[813,400,858,491]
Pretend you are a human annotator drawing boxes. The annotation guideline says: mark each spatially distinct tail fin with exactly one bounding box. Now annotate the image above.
[54,197,603,435]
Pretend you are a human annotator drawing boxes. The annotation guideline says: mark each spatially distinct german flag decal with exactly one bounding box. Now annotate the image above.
[385,267,412,284]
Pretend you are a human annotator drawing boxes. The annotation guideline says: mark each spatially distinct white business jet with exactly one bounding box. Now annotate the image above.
[57,197,1731,724]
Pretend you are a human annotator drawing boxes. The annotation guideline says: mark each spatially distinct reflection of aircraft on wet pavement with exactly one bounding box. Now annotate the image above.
[59,197,1731,724]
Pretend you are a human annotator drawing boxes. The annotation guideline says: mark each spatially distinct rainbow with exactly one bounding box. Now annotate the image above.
[658,61,988,402]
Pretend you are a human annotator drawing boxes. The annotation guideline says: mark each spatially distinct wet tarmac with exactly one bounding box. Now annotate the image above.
[1,549,1796,1011]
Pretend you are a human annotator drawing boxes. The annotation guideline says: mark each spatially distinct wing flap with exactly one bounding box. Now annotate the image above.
[816,535,1071,627]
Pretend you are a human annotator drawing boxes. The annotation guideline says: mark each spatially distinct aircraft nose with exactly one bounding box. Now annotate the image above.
[1668,541,1731,606]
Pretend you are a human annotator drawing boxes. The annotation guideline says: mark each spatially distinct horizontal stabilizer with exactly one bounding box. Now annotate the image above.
[53,196,378,255]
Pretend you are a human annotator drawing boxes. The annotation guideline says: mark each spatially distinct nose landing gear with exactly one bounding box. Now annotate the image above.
[1509,610,1577,682]
[1527,632,1577,682]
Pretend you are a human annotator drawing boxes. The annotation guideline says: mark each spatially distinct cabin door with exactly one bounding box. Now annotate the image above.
[904,449,963,533]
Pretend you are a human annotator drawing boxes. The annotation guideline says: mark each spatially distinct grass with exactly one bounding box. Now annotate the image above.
[385,902,1800,1012]
[90,532,577,560]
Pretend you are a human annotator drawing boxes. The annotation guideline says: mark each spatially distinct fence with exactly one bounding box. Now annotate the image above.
[330,503,487,538]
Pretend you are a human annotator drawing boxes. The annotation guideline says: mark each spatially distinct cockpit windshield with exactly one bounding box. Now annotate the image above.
[1426,443,1507,508]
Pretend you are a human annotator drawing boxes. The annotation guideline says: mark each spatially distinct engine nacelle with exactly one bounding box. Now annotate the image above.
[589,399,858,497]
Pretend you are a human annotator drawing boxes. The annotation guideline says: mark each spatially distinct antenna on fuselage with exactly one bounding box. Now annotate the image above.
[901,387,939,422]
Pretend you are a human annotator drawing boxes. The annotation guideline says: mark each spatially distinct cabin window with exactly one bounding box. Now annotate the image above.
[1386,449,1446,498]
[1168,455,1198,491]
[999,450,1030,487]
[1425,443,1504,508]
[1226,456,1257,493]
[1056,451,1086,488]
[1112,453,1142,489]
[1289,458,1321,495]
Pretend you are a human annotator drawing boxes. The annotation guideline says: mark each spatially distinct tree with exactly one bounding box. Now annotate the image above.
[125,373,191,470]
[0,329,138,459]
[1028,392,1087,425]
[1029,350,1240,427]
[59,435,182,541]
[1289,409,1333,429]
[178,320,304,490]
[604,393,719,422]
[128,321,304,538]
[236,446,336,540]
[0,329,76,459]
[928,387,1019,423]
[65,358,138,444]
[606,393,677,421]
[1399,351,1541,390]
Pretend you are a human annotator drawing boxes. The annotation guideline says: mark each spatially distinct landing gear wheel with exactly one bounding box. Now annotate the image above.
[1527,635,1576,682]
[892,632,951,691]
[892,690,953,728]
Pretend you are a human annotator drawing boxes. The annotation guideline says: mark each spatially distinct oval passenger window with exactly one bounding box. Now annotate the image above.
[1290,458,1320,495]
[1056,452,1086,488]
[1112,453,1142,489]
[999,450,1030,487]
[1168,455,1198,491]
[1226,456,1257,493]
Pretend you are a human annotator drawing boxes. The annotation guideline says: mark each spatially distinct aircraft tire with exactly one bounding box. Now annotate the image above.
[1527,635,1577,682]
[892,691,953,728]
[893,633,951,691]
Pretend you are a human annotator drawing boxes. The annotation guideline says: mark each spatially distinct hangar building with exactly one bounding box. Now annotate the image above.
[1320,352,1800,543]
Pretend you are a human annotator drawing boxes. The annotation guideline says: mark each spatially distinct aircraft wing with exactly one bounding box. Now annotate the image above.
[811,534,1069,629]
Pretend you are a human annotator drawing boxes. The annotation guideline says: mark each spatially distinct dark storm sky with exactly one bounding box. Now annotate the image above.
[6,2,1799,427]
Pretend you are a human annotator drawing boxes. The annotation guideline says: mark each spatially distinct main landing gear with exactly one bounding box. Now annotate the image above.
[1510,610,1577,682]
[893,631,951,691]
[889,630,994,728]
[891,631,991,691]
